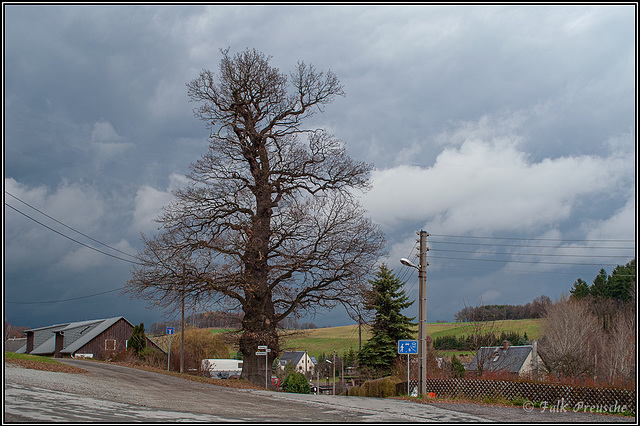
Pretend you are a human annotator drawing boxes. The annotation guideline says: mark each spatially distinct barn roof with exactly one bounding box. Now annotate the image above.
[60,317,127,354]
[4,338,27,353]
[17,316,164,355]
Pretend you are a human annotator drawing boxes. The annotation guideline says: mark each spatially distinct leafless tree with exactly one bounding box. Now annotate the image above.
[126,48,385,386]
[601,308,635,385]
[461,298,498,376]
[538,294,600,379]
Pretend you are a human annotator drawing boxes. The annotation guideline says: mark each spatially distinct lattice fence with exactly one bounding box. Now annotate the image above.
[399,378,636,415]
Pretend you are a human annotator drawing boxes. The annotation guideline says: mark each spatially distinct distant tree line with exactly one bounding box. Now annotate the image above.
[433,331,529,351]
[149,311,243,335]
[453,295,552,322]
[149,311,318,335]
[569,259,636,329]
[570,259,635,302]
[276,317,319,330]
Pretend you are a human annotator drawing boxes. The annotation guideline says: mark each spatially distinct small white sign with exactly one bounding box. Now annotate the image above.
[257,345,267,350]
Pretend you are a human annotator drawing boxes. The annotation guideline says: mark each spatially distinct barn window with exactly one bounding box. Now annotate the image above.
[105,339,116,350]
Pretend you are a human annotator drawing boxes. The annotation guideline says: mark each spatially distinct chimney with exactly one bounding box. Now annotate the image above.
[54,331,64,358]
[502,340,510,351]
[26,331,34,354]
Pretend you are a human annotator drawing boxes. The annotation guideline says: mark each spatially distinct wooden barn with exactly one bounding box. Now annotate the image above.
[18,316,164,360]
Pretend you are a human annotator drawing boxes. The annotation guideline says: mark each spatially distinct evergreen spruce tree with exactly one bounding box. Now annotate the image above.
[590,268,611,298]
[282,372,311,394]
[128,323,147,356]
[569,278,590,299]
[451,355,466,378]
[608,259,635,302]
[357,264,415,376]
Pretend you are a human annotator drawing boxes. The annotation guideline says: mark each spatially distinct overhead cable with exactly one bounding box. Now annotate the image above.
[5,203,144,266]
[5,190,139,260]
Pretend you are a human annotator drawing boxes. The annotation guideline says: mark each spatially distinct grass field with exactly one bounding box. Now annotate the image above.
[280,319,542,361]
[151,319,542,362]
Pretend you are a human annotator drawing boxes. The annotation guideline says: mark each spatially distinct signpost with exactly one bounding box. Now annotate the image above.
[256,345,271,389]
[166,327,174,371]
[398,340,418,396]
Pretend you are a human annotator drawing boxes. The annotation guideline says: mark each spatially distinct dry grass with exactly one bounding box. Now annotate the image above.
[5,355,88,374]
[110,361,263,390]
[5,351,260,389]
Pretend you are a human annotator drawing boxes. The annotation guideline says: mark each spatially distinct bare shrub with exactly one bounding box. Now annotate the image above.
[538,294,600,379]
[600,308,635,386]
[170,328,230,372]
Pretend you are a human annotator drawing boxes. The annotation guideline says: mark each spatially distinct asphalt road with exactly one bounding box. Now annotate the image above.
[4,359,635,423]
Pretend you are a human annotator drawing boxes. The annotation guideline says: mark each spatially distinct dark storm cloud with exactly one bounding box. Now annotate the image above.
[3,5,635,328]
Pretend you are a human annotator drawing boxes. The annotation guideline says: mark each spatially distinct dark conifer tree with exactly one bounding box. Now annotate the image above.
[357,264,414,375]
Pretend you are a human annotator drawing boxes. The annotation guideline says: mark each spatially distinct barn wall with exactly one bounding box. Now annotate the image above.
[75,318,133,360]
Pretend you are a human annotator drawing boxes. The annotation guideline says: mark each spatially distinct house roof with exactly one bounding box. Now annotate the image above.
[468,344,534,374]
[4,338,26,353]
[17,322,71,354]
[60,317,125,354]
[18,316,164,355]
[279,351,315,366]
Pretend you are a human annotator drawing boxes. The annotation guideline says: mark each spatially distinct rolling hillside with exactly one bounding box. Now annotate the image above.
[280,319,541,361]
[151,319,542,362]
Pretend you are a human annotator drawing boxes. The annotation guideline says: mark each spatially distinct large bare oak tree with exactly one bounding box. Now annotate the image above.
[126,48,385,385]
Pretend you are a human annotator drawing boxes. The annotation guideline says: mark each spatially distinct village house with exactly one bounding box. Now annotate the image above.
[278,351,316,374]
[17,316,164,360]
[467,340,542,378]
[4,337,27,353]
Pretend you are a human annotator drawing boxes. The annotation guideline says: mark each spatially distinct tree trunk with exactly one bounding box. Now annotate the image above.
[239,178,278,386]
[239,306,278,386]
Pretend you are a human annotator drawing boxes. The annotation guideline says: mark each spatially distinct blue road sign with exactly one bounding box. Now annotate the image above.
[398,340,418,354]
[166,327,174,335]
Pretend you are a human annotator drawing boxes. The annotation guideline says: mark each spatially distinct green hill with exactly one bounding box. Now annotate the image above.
[151,319,542,361]
[279,319,542,361]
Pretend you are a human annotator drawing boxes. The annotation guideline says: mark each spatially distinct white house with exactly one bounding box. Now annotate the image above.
[278,351,316,374]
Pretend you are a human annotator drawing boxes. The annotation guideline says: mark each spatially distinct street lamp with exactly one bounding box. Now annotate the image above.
[400,258,418,269]
[400,230,428,396]
[326,352,336,395]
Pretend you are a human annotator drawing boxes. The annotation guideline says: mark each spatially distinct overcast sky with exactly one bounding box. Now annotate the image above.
[4,4,636,330]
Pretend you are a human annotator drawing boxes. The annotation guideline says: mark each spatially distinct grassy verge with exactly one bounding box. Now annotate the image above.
[4,352,88,374]
[109,361,263,390]
[5,351,261,390]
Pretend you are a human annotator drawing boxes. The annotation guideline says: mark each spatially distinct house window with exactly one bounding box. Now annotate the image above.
[105,339,116,350]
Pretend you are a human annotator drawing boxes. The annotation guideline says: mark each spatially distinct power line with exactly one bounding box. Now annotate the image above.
[430,233,635,243]
[5,203,144,266]
[427,233,634,267]
[432,247,634,259]
[430,239,634,250]
[5,287,125,305]
[427,253,626,267]
[5,191,139,261]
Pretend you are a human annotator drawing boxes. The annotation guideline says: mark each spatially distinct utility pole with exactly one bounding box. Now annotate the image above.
[418,230,428,396]
[358,314,362,351]
[180,282,185,374]
[332,350,336,395]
